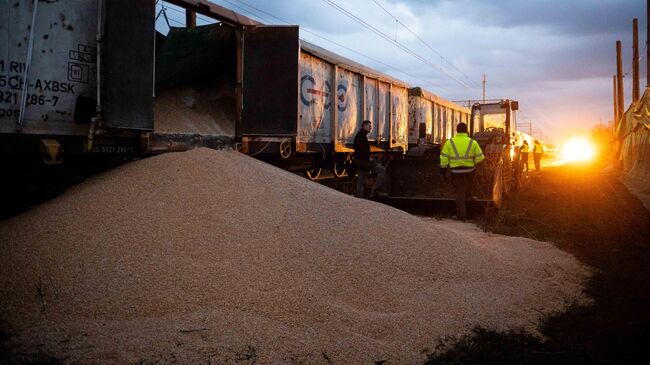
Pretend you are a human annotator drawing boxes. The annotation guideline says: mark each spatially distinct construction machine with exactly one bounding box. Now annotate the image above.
[381,100,520,207]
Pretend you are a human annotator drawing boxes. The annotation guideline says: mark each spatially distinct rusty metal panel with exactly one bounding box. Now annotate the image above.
[443,107,455,139]
[298,52,332,143]
[0,0,99,135]
[390,86,408,150]
[364,77,378,141]
[406,96,433,143]
[433,103,442,144]
[241,25,299,136]
[335,68,362,146]
[409,86,470,114]
[377,81,389,143]
[103,0,154,130]
[301,40,409,89]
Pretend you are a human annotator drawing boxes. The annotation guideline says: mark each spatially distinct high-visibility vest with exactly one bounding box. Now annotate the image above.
[520,144,530,153]
[533,144,543,154]
[440,133,485,170]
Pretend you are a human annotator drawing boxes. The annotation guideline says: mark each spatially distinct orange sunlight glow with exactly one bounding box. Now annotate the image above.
[561,137,595,162]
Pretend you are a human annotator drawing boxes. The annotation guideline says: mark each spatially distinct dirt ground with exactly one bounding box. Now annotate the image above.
[426,163,650,364]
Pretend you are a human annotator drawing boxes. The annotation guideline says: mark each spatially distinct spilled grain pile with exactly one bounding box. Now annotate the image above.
[0,148,591,364]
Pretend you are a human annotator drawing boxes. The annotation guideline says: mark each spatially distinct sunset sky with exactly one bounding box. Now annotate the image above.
[158,0,647,143]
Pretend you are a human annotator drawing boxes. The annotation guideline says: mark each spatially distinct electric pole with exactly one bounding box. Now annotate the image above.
[616,40,624,131]
[633,18,640,102]
[482,74,486,103]
[613,75,618,133]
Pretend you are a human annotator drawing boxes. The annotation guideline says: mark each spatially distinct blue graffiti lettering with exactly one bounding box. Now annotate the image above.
[337,84,348,112]
[300,75,315,106]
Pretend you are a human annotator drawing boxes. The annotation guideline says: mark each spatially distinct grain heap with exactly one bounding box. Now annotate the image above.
[0,148,591,364]
[154,86,236,137]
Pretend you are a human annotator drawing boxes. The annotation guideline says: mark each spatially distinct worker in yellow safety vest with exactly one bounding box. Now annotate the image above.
[533,140,543,172]
[440,123,485,219]
[520,140,530,172]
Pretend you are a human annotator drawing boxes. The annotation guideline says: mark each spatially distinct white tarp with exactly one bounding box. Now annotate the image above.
[391,86,408,150]
[618,87,650,180]
[298,53,333,143]
[617,88,650,210]
[336,68,362,145]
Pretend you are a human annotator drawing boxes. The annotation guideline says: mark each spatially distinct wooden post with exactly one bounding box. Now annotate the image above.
[633,18,640,102]
[647,0,650,87]
[616,41,625,131]
[185,9,196,28]
[613,75,618,132]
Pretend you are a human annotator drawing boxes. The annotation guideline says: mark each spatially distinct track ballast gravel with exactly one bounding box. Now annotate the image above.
[0,148,591,364]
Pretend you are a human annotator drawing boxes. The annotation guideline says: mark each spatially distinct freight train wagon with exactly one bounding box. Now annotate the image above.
[407,87,471,155]
[249,41,471,179]
[239,36,411,179]
[0,0,471,175]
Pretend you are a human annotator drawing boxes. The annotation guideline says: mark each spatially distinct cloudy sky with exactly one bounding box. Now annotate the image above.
[160,0,646,143]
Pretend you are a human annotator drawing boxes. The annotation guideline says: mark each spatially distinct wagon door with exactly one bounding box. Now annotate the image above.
[241,25,299,136]
[103,0,155,130]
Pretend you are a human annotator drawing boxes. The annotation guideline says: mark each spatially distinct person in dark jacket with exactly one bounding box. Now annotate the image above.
[353,120,386,198]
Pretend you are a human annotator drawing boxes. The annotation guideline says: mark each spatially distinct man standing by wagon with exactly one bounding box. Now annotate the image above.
[353,120,386,199]
[440,123,485,220]
[520,140,530,172]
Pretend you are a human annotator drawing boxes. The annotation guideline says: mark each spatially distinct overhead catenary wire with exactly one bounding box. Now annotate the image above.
[369,0,481,88]
[156,2,219,27]
[319,0,474,90]
[158,0,454,93]
[157,0,457,94]
[216,0,451,93]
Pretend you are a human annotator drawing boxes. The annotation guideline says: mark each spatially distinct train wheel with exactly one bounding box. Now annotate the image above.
[332,161,347,178]
[279,138,293,159]
[306,167,322,180]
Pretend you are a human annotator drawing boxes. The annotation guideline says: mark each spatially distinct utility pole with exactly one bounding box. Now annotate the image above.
[613,75,618,133]
[616,40,625,131]
[482,74,486,103]
[633,18,640,102]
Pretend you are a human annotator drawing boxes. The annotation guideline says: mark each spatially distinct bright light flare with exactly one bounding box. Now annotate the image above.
[561,138,595,162]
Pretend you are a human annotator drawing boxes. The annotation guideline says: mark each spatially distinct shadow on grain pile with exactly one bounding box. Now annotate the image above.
[1,149,592,364]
